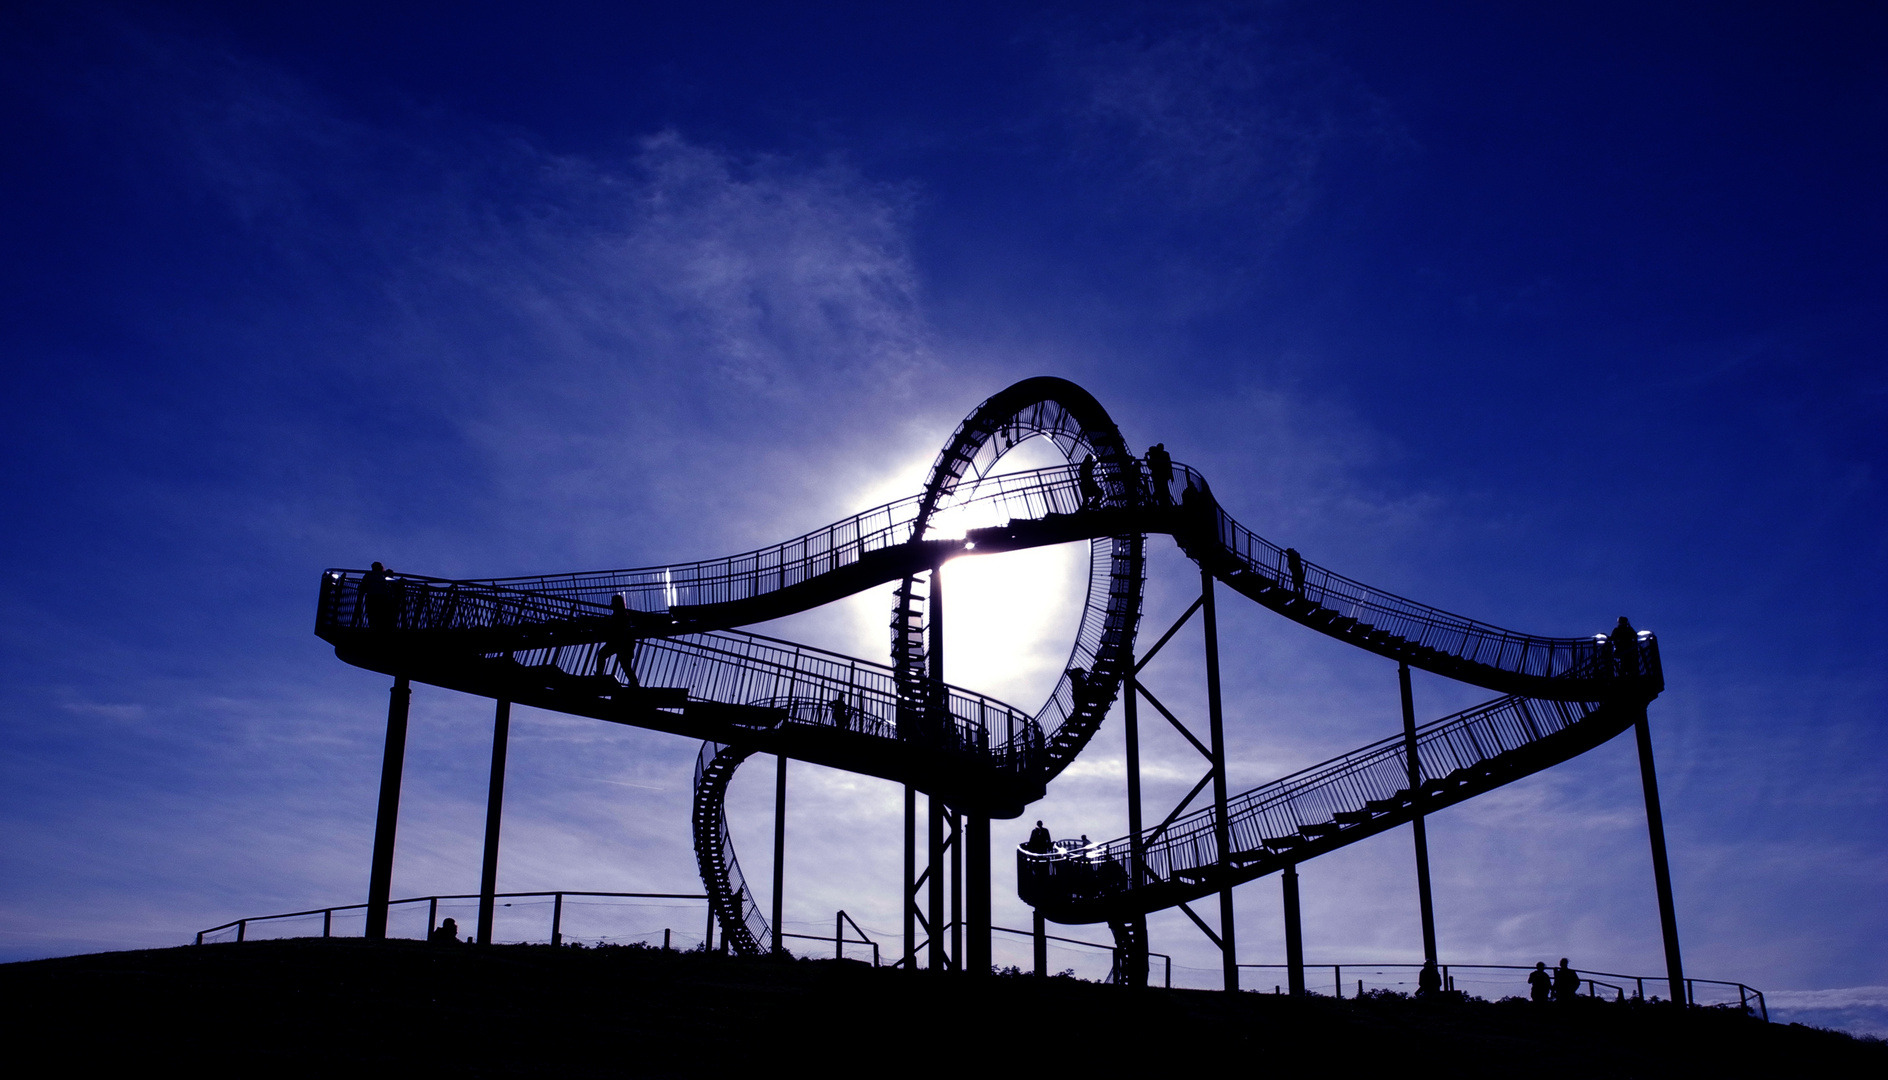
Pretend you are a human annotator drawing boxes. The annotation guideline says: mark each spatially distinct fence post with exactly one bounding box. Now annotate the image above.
[552,892,564,946]
[195,931,203,946]
[428,896,438,940]
[323,909,332,938]
[1335,965,1342,998]
[705,903,714,953]
[236,919,246,943]
[835,911,844,960]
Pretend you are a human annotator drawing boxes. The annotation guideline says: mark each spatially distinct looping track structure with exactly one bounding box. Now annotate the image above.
[316,377,1662,967]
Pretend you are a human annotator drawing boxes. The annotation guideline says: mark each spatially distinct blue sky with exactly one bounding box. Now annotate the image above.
[2,0,1883,1025]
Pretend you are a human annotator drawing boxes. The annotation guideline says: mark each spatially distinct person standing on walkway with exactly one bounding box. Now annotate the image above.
[1078,453,1102,510]
[1528,962,1552,1003]
[1553,958,1580,1003]
[596,594,641,688]
[361,562,394,628]
[1146,443,1174,506]
[1286,548,1306,595]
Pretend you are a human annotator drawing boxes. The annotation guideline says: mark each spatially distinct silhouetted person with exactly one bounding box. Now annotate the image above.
[595,595,641,688]
[1027,820,1052,854]
[831,694,850,731]
[1554,958,1580,1003]
[1418,960,1442,997]
[1528,962,1552,1003]
[1611,616,1639,679]
[1146,444,1174,505]
[1065,666,1088,707]
[362,562,394,628]
[1076,453,1103,510]
[432,917,460,944]
[1286,548,1306,594]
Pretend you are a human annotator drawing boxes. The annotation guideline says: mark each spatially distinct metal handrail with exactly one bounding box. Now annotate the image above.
[317,460,1638,692]
[1232,961,1766,1019]
[195,890,710,948]
[1020,674,1628,912]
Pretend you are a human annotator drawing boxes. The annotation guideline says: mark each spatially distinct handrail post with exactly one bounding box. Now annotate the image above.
[1201,568,1238,992]
[323,909,332,938]
[428,896,437,940]
[704,900,715,953]
[551,892,563,946]
[236,919,246,943]
[477,700,511,946]
[835,911,844,960]
[365,677,413,941]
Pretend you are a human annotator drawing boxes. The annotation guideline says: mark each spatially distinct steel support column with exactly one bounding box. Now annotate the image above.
[967,813,990,976]
[1033,912,1047,977]
[1123,637,1149,988]
[476,699,511,946]
[365,676,411,941]
[904,784,916,970]
[1200,569,1238,992]
[1399,662,1438,966]
[928,796,945,971]
[771,753,787,956]
[950,809,963,969]
[1634,709,1686,1003]
[1282,862,1305,996]
[927,563,948,972]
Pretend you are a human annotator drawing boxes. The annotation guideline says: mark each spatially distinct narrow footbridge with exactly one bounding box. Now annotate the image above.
[317,377,1665,970]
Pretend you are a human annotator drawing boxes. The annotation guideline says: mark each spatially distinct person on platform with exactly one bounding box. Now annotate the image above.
[1027,821,1052,854]
[431,917,461,944]
[361,561,394,628]
[595,594,641,688]
[1146,444,1174,505]
[1286,548,1306,595]
[830,694,850,732]
[1554,958,1580,1003]
[1528,962,1552,1003]
[1418,960,1442,997]
[1078,454,1102,510]
[1611,616,1640,679]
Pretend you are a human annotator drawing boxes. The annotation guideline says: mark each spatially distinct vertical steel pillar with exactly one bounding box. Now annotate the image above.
[926,563,948,972]
[950,810,963,969]
[1123,636,1149,987]
[771,753,787,956]
[904,784,917,970]
[967,814,990,976]
[365,676,411,941]
[476,699,511,946]
[1282,862,1306,996]
[1399,662,1438,966]
[928,795,945,971]
[1200,569,1238,992]
[1634,709,1686,1003]
[1033,912,1047,977]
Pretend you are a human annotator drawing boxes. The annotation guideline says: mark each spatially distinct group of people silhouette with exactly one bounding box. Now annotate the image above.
[1074,443,1179,511]
[1529,958,1583,1003]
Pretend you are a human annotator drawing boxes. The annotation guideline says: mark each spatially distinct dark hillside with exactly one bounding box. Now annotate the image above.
[3,939,1878,1077]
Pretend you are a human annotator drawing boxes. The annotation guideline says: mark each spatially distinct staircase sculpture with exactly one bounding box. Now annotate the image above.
[315,377,1661,960]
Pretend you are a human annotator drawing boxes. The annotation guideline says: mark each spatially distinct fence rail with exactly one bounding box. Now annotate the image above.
[196,891,711,949]
[1232,961,1766,1019]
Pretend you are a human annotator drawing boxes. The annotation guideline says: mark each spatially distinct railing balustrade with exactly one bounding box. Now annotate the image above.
[196,891,711,950]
